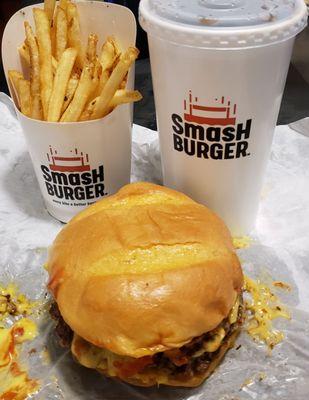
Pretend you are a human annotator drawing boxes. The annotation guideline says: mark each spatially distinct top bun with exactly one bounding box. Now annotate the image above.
[47,182,243,358]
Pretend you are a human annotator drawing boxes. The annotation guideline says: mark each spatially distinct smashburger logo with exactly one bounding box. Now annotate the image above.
[172,92,252,159]
[41,146,105,202]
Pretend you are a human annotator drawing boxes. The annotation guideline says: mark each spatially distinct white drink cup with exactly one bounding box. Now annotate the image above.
[140,0,307,235]
[2,1,136,222]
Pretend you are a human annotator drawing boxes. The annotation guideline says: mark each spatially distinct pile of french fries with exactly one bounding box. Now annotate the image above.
[8,0,142,122]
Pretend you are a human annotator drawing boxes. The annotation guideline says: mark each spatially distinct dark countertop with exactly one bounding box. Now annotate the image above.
[134,36,309,130]
[134,24,309,130]
[1,20,308,129]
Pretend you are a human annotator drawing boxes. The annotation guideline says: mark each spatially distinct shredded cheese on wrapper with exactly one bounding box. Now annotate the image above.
[0,283,38,325]
[0,283,39,399]
[244,276,290,350]
[233,236,252,249]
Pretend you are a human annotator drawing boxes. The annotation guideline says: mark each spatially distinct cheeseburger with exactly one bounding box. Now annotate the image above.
[47,182,243,387]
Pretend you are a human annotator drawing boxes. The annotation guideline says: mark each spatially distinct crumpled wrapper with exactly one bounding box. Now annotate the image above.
[0,96,309,399]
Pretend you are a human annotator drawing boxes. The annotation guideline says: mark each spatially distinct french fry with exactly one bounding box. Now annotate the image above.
[24,21,43,120]
[95,69,110,98]
[67,3,84,69]
[61,73,79,114]
[110,36,122,58]
[33,8,53,119]
[11,1,142,122]
[44,0,56,25]
[99,37,117,71]
[79,97,97,121]
[88,59,102,102]
[59,0,69,11]
[119,74,128,90]
[18,79,32,117]
[109,89,142,109]
[96,37,117,96]
[18,41,57,72]
[61,65,93,122]
[8,70,23,100]
[80,89,142,121]
[52,56,58,73]
[8,70,23,108]
[18,42,30,67]
[47,48,77,122]
[55,5,68,61]
[86,34,98,65]
[50,7,57,56]
[92,47,139,119]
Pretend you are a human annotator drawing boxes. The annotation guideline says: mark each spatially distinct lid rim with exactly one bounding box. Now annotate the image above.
[139,0,308,49]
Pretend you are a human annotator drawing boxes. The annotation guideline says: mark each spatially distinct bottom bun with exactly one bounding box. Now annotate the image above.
[53,295,243,388]
[69,297,243,388]
[98,328,240,388]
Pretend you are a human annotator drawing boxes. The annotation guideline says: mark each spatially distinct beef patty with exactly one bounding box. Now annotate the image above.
[50,299,243,379]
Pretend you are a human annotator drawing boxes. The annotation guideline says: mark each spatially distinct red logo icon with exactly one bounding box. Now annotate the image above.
[184,91,237,126]
[47,146,90,172]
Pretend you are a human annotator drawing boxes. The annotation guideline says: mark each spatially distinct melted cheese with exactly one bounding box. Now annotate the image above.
[0,318,39,399]
[233,236,252,249]
[244,276,290,349]
[203,327,226,352]
[192,327,226,358]
[72,296,241,376]
[72,334,121,376]
[229,297,240,324]
[0,283,39,399]
[0,283,37,324]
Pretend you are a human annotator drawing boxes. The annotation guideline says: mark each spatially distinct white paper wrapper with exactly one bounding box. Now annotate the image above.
[0,97,309,398]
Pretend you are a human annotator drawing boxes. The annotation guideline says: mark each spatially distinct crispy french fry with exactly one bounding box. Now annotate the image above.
[86,34,98,65]
[109,89,142,108]
[88,59,102,102]
[61,73,79,114]
[19,41,57,72]
[99,37,117,71]
[18,79,32,117]
[59,0,69,11]
[94,69,109,98]
[119,74,128,90]
[33,8,53,119]
[110,36,122,58]
[48,47,77,122]
[8,70,23,108]
[67,3,84,69]
[44,0,56,24]
[80,89,142,121]
[24,21,43,120]
[79,97,97,121]
[18,42,30,67]
[55,5,68,61]
[50,8,57,56]
[52,56,58,73]
[8,70,23,99]
[60,65,93,122]
[92,47,139,119]
[90,36,121,101]
[12,3,141,122]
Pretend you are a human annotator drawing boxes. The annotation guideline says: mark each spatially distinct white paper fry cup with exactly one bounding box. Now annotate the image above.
[2,1,136,222]
[140,0,307,235]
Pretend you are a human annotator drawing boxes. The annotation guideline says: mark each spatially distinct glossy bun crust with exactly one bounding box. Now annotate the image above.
[48,182,243,358]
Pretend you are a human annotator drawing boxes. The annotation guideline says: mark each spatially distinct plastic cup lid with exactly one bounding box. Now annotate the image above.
[139,0,308,48]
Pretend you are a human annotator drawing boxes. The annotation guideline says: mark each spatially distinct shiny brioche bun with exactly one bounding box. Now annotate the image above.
[47,182,243,358]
